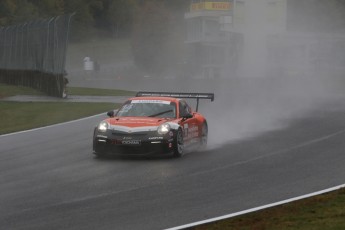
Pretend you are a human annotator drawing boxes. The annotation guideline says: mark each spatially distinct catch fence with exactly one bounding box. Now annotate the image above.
[0,14,74,97]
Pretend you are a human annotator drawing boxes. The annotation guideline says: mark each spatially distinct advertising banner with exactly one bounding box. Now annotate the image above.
[191,2,232,11]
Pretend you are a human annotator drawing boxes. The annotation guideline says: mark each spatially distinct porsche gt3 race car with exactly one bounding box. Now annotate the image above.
[92,92,214,158]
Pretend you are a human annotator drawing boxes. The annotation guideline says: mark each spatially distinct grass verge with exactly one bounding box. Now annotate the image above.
[0,84,45,98]
[191,188,345,230]
[0,84,130,135]
[0,101,118,135]
[0,83,135,98]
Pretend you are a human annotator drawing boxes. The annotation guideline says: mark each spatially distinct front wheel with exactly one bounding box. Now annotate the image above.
[173,128,184,157]
[93,150,107,158]
[93,140,107,158]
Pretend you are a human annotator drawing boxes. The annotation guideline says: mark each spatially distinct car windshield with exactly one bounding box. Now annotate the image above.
[116,100,176,118]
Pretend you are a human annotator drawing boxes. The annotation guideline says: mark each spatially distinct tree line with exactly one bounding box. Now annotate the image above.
[1,0,344,39]
[0,0,188,40]
[0,0,189,76]
[1,0,344,76]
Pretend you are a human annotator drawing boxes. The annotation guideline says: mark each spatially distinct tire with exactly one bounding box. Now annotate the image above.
[200,122,208,151]
[93,150,107,158]
[93,140,107,158]
[173,128,184,157]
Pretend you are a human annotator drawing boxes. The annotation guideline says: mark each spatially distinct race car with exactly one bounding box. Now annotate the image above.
[92,91,214,157]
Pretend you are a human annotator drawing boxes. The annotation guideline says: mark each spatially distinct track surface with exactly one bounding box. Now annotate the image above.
[1,98,345,230]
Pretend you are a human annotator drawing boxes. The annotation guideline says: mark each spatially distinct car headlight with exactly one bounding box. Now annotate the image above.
[98,121,109,132]
[157,123,171,135]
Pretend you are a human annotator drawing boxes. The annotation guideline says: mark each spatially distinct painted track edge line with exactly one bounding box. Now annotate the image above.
[164,183,345,230]
[0,113,104,138]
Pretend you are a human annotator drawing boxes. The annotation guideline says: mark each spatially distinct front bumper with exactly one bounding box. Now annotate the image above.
[93,130,175,155]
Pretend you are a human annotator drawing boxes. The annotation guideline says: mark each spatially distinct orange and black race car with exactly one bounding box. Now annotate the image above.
[93,91,214,157]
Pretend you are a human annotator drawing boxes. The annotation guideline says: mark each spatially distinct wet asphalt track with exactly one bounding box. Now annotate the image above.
[1,97,345,230]
[2,74,345,230]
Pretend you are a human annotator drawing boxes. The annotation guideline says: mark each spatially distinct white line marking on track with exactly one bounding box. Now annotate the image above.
[165,184,345,230]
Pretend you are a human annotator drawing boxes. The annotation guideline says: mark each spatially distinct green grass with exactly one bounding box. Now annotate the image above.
[191,188,345,230]
[0,83,135,98]
[0,101,118,135]
[0,84,45,98]
[0,83,132,134]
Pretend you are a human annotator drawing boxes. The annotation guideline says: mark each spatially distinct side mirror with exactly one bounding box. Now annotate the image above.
[107,111,115,117]
[183,113,193,119]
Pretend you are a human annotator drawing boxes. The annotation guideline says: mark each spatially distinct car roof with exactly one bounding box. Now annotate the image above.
[127,96,181,103]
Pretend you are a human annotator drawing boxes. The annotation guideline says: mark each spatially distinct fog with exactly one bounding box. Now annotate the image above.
[205,76,335,149]
[188,1,344,148]
[67,0,345,149]
[203,0,345,148]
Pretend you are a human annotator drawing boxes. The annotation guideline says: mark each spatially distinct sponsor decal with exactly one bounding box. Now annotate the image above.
[122,140,141,145]
[188,126,199,138]
[184,125,199,139]
[111,139,141,145]
[110,125,158,133]
[131,100,170,104]
[97,135,108,138]
[190,2,231,11]
[210,2,231,10]
[149,136,164,140]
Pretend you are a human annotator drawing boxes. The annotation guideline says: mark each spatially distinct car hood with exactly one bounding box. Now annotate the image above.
[107,117,171,128]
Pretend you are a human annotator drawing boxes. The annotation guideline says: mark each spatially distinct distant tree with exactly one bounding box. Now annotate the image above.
[28,0,65,17]
[0,0,189,41]
[132,1,184,75]
[0,0,38,25]
[0,0,16,25]
[90,0,106,22]
[13,1,38,23]
[106,0,137,37]
[63,0,95,40]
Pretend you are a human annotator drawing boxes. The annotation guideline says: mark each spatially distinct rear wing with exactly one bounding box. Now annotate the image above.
[135,91,214,112]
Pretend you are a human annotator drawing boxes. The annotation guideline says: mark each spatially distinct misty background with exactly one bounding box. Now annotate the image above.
[1,0,345,147]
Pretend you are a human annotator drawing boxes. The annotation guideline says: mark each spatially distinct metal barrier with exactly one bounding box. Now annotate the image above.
[0,14,74,97]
